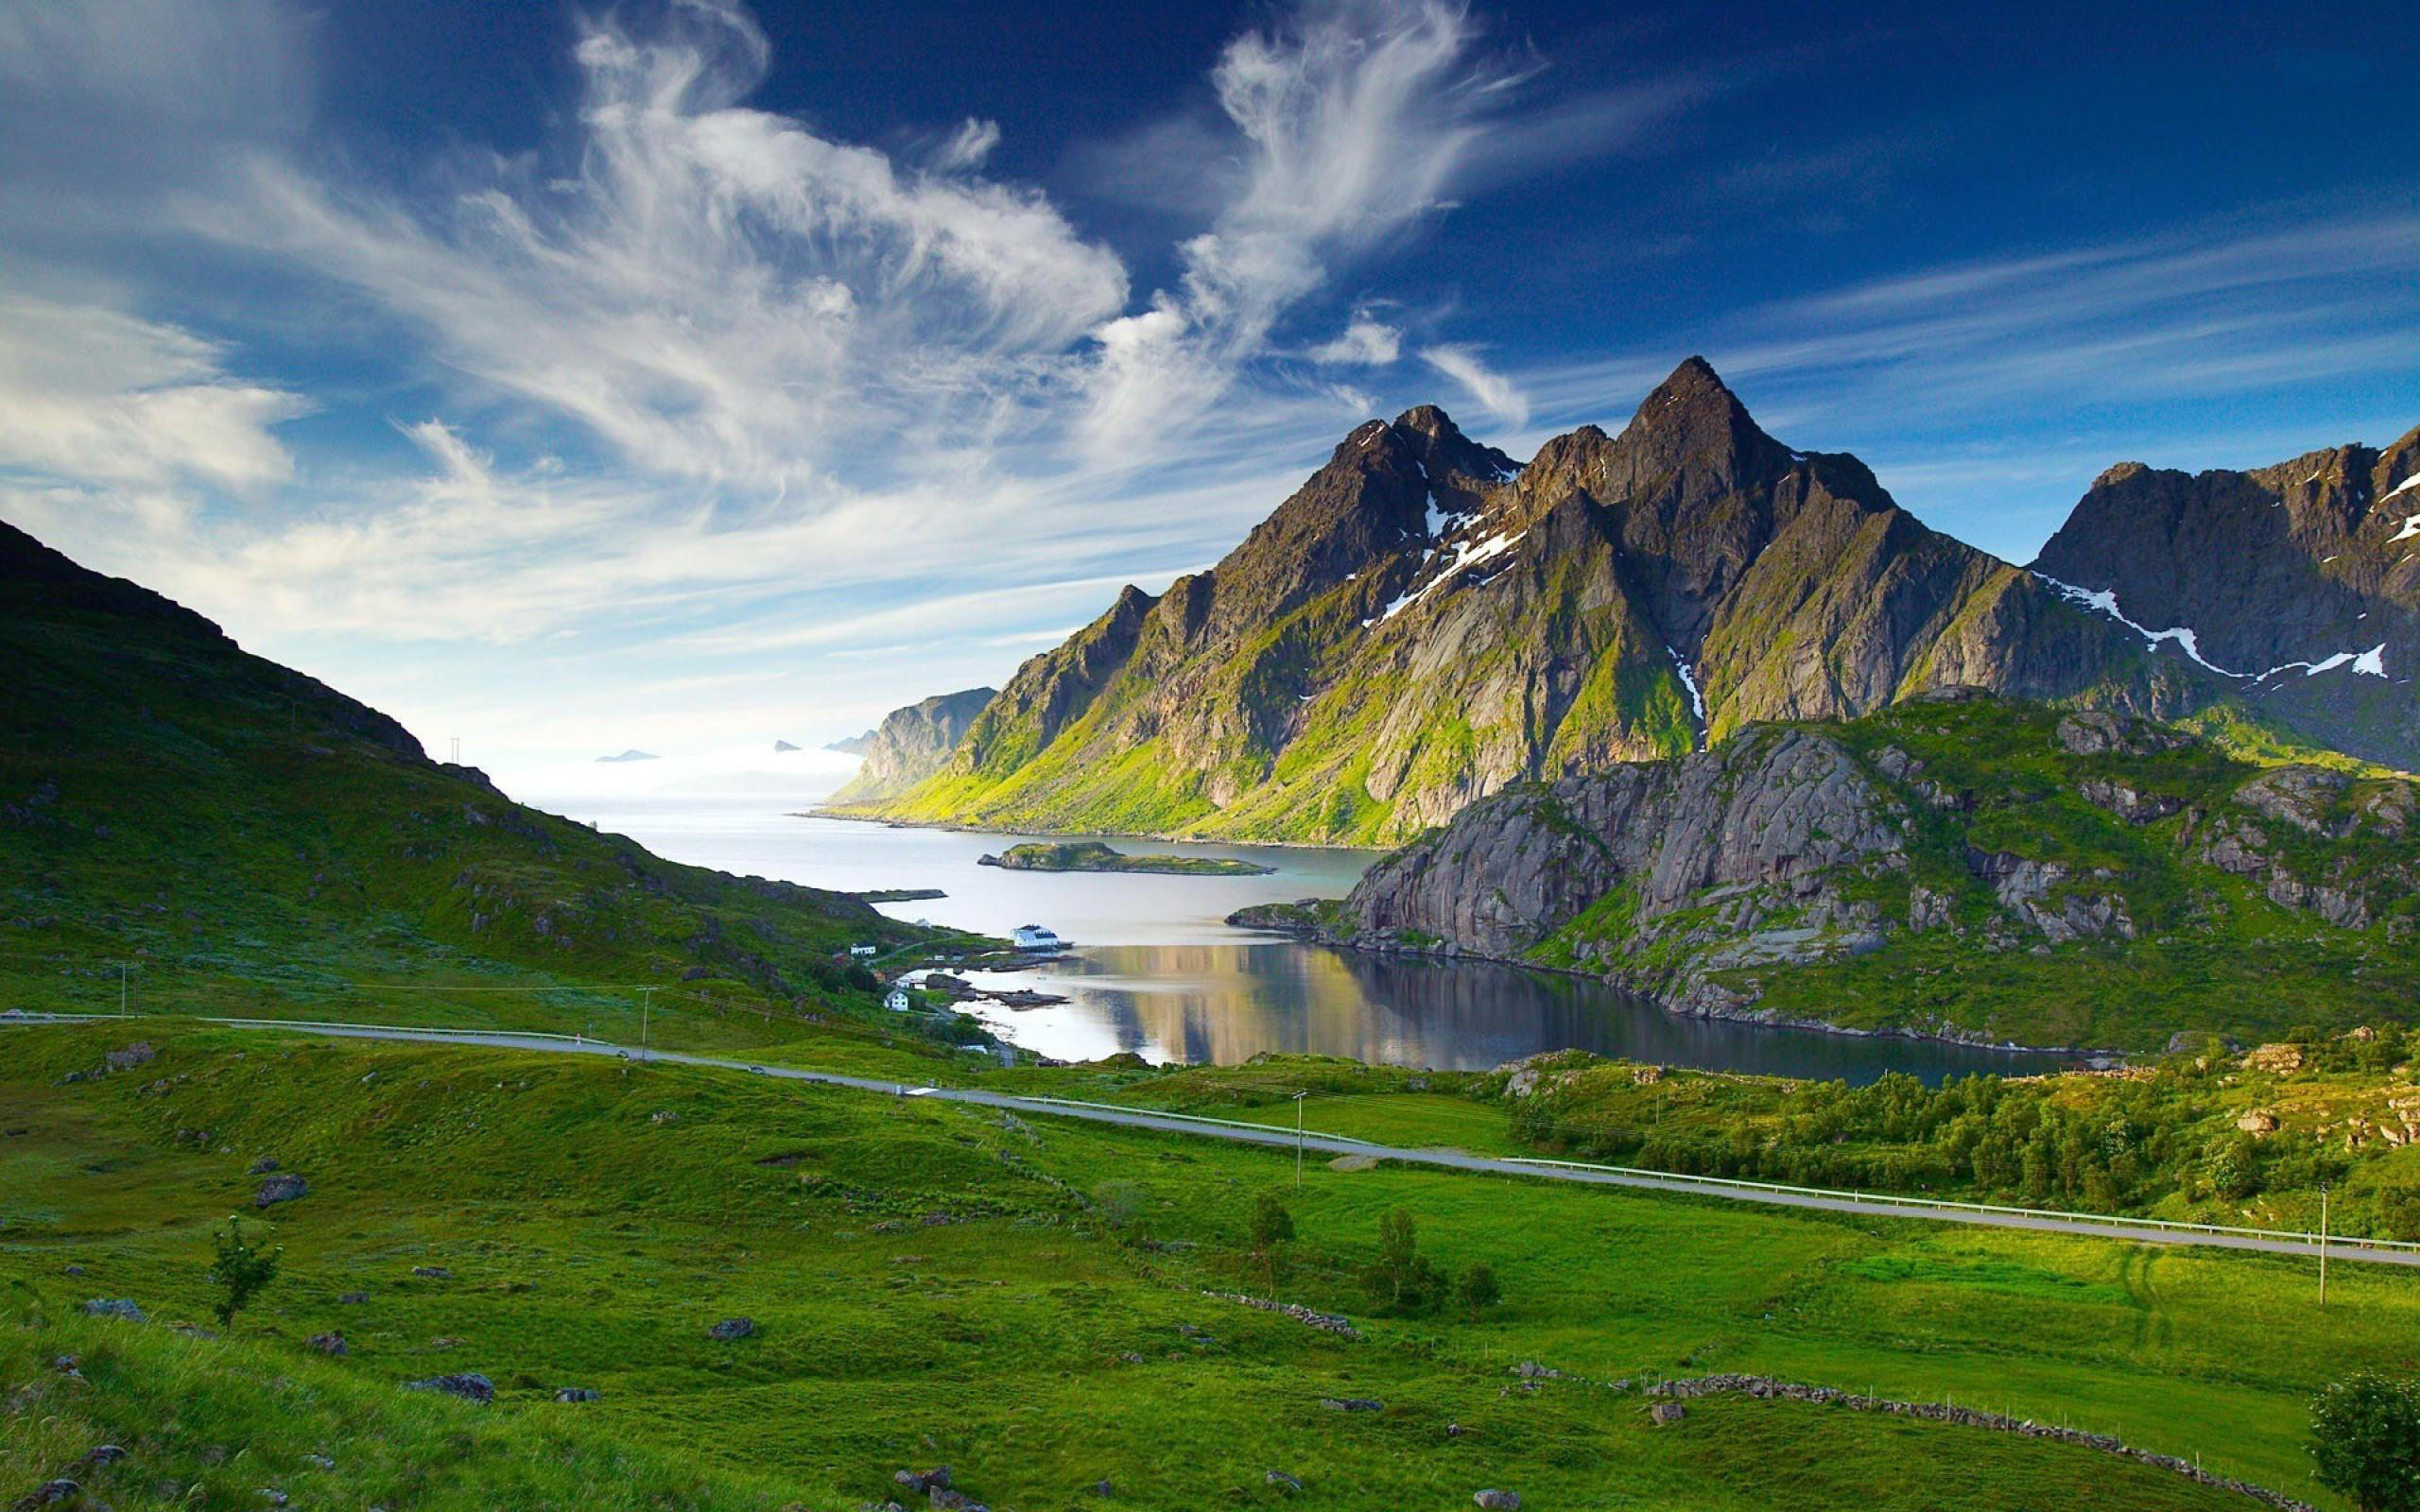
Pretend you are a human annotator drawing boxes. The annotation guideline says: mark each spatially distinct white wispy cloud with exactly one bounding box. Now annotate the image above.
[1420,343,1529,427]
[1070,0,1696,457]
[0,295,307,492]
[1310,312,1404,366]
[204,0,1128,492]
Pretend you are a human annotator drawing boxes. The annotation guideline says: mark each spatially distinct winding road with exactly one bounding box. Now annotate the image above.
[12,1012,2413,1269]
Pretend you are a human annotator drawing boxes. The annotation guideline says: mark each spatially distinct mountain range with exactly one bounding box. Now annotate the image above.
[830,358,2418,844]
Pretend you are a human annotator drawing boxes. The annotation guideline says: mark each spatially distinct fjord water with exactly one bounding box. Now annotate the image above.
[546,799,2075,1082]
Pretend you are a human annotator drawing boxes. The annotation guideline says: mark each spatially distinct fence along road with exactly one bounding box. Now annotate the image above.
[10,1011,2416,1269]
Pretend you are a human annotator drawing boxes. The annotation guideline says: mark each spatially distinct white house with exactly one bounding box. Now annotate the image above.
[848,943,879,957]
[1011,924,1063,951]
[884,986,912,1012]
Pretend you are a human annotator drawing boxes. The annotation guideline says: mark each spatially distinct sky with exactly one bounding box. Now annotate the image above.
[2,0,2417,801]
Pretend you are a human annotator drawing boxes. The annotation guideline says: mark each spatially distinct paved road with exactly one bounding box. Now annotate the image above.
[17,1014,2415,1268]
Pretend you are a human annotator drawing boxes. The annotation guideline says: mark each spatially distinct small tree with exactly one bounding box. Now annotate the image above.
[209,1216,281,1329]
[1248,1192,1296,1294]
[2311,1372,2420,1512]
[1092,1179,1146,1242]
[1453,1262,1502,1318]
[1361,1208,1444,1314]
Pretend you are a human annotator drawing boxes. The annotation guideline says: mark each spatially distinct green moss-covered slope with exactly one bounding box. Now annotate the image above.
[0,518,936,1039]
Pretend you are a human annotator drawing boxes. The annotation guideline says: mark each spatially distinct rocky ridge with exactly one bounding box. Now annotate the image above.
[848,359,2269,845]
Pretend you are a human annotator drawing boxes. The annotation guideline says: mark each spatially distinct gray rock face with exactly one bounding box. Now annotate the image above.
[554,1386,601,1403]
[1474,1492,1522,1509]
[1346,728,1904,974]
[2031,426,2420,771]
[824,687,998,805]
[707,1316,755,1341]
[80,1298,144,1322]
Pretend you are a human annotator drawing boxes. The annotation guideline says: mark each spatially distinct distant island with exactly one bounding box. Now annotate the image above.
[978,841,1274,876]
[595,748,659,764]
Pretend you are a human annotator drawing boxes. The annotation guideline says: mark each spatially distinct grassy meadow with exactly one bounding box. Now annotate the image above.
[5,1019,2407,1510]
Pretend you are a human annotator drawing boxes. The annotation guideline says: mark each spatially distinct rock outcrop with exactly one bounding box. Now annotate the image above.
[1324,696,2420,1045]
[824,687,997,804]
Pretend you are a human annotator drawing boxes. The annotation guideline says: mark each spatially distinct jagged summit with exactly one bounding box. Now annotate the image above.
[2029,414,2420,768]
[845,360,2391,844]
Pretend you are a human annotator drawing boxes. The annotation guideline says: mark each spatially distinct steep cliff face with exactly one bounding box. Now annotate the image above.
[856,358,2261,845]
[824,686,997,804]
[1332,696,2420,1050]
[2030,425,2420,768]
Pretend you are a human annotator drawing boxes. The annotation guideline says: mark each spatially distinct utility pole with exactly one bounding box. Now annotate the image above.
[119,962,128,1015]
[2319,1182,2330,1309]
[640,987,654,1063]
[1294,1090,1310,1189]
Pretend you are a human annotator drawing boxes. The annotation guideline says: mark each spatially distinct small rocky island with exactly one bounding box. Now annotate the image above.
[979,840,1274,876]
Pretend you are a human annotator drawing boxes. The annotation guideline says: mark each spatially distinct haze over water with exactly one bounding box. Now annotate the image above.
[541,798,2081,1083]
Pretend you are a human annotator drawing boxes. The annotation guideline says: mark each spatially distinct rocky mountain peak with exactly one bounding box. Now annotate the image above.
[1388,403,1519,516]
[1608,356,1793,499]
[2375,422,2420,500]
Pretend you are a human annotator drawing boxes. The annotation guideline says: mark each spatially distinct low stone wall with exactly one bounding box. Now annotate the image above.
[1201,1291,1363,1340]
[1643,1374,2312,1512]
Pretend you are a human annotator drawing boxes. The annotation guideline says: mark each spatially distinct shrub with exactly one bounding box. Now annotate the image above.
[2310,1372,2420,1512]
[209,1215,281,1329]
[1453,1262,1502,1317]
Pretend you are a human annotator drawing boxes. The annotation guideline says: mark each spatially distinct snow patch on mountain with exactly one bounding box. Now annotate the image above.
[2036,573,2388,682]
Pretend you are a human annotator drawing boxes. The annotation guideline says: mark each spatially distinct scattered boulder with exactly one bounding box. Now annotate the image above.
[19,1481,80,1507]
[2237,1110,2279,1136]
[893,1467,951,1496]
[553,1387,601,1403]
[410,1266,453,1280]
[1319,1397,1384,1412]
[253,1172,308,1208]
[1474,1493,1521,1510]
[2247,1043,2305,1074]
[708,1317,756,1341]
[1089,1482,1114,1498]
[104,1042,157,1073]
[1266,1470,1303,1493]
[306,1333,347,1356]
[80,1298,144,1323]
[1651,1402,1686,1425]
[405,1373,493,1404]
[338,1292,369,1304]
[81,1446,126,1467]
[249,1157,281,1175]
[1513,1360,1561,1380]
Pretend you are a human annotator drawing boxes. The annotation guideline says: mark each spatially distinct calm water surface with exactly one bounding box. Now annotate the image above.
[541,798,2079,1083]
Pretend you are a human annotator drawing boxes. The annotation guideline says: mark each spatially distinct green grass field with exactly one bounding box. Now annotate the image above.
[6,1020,2404,1510]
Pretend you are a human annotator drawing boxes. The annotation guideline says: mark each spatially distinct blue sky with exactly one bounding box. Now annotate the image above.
[2,0,2415,799]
